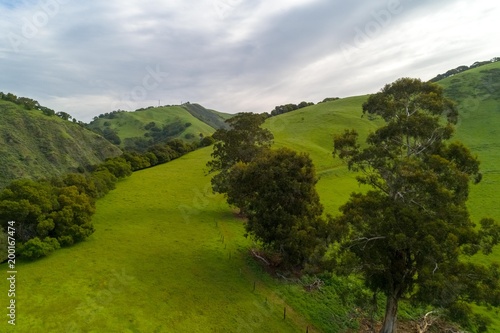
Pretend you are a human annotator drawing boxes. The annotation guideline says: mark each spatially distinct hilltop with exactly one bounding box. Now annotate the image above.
[88,103,232,151]
[0,99,122,188]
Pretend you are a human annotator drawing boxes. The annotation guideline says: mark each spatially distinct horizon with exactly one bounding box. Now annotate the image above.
[1,0,499,122]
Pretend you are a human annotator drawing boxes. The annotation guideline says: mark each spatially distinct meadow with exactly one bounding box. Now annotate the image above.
[1,63,499,332]
[1,148,323,333]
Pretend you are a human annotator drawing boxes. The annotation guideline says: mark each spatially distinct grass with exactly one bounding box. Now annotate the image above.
[0,101,121,188]
[264,96,382,214]
[89,105,222,146]
[1,64,499,332]
[1,148,318,333]
[265,66,500,331]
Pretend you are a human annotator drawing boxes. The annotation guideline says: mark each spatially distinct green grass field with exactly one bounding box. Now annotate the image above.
[1,64,499,332]
[1,148,321,333]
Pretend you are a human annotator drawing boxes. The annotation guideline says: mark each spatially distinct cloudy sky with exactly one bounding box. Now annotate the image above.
[0,0,498,122]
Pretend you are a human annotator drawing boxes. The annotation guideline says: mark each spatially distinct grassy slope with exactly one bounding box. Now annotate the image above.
[182,103,233,129]
[1,66,498,332]
[264,96,382,214]
[1,148,318,333]
[264,67,500,330]
[0,101,122,188]
[438,62,500,329]
[89,106,221,146]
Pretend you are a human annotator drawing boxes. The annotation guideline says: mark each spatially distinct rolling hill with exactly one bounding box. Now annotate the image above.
[1,63,499,332]
[88,103,232,150]
[0,100,122,189]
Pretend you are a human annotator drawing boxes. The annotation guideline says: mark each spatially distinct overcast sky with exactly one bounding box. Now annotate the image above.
[1,0,498,122]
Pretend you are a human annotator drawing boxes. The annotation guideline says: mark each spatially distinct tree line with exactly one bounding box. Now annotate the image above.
[267,98,340,117]
[0,91,85,124]
[207,78,500,333]
[0,136,206,260]
[429,56,500,82]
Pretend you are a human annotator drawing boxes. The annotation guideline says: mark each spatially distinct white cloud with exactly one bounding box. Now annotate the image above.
[0,0,498,121]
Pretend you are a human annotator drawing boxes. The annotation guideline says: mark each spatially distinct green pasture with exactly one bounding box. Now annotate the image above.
[1,63,499,332]
[1,148,319,333]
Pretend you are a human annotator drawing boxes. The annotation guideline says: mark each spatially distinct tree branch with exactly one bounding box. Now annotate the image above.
[250,249,270,266]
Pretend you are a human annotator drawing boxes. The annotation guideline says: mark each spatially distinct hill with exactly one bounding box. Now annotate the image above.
[182,102,232,130]
[0,148,320,332]
[1,64,499,332]
[264,64,500,330]
[88,104,231,150]
[0,100,122,189]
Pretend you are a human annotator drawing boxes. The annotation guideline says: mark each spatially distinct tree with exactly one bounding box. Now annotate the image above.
[102,128,121,145]
[332,78,500,333]
[96,157,132,179]
[225,148,327,267]
[0,178,96,259]
[207,112,273,196]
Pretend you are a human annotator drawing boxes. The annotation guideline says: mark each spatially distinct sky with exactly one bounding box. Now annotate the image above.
[0,0,499,122]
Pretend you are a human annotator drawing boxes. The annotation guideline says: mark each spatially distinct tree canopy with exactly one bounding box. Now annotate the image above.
[207,112,273,196]
[225,148,327,267]
[332,78,500,333]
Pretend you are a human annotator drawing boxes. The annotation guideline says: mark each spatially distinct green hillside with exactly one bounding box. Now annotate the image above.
[438,61,500,225]
[0,148,319,333]
[264,66,500,330]
[0,100,122,189]
[89,104,231,149]
[1,65,499,332]
[182,103,232,130]
[264,96,384,214]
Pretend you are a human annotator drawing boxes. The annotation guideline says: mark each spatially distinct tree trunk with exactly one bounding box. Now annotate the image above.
[380,294,399,333]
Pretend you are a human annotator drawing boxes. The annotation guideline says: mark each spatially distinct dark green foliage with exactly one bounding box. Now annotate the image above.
[226,148,328,267]
[332,78,500,333]
[93,110,124,120]
[124,137,151,152]
[89,169,117,198]
[319,97,340,103]
[200,135,215,147]
[123,152,151,170]
[0,178,96,259]
[18,237,61,259]
[147,144,175,164]
[102,127,121,145]
[270,101,315,116]
[207,112,273,195]
[148,120,189,143]
[56,111,71,121]
[144,121,156,130]
[96,157,132,179]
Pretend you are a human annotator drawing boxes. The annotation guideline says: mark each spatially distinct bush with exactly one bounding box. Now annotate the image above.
[18,237,60,260]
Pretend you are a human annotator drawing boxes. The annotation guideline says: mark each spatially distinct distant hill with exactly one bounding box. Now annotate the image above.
[181,102,232,130]
[88,104,232,151]
[0,99,122,188]
[429,56,500,82]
